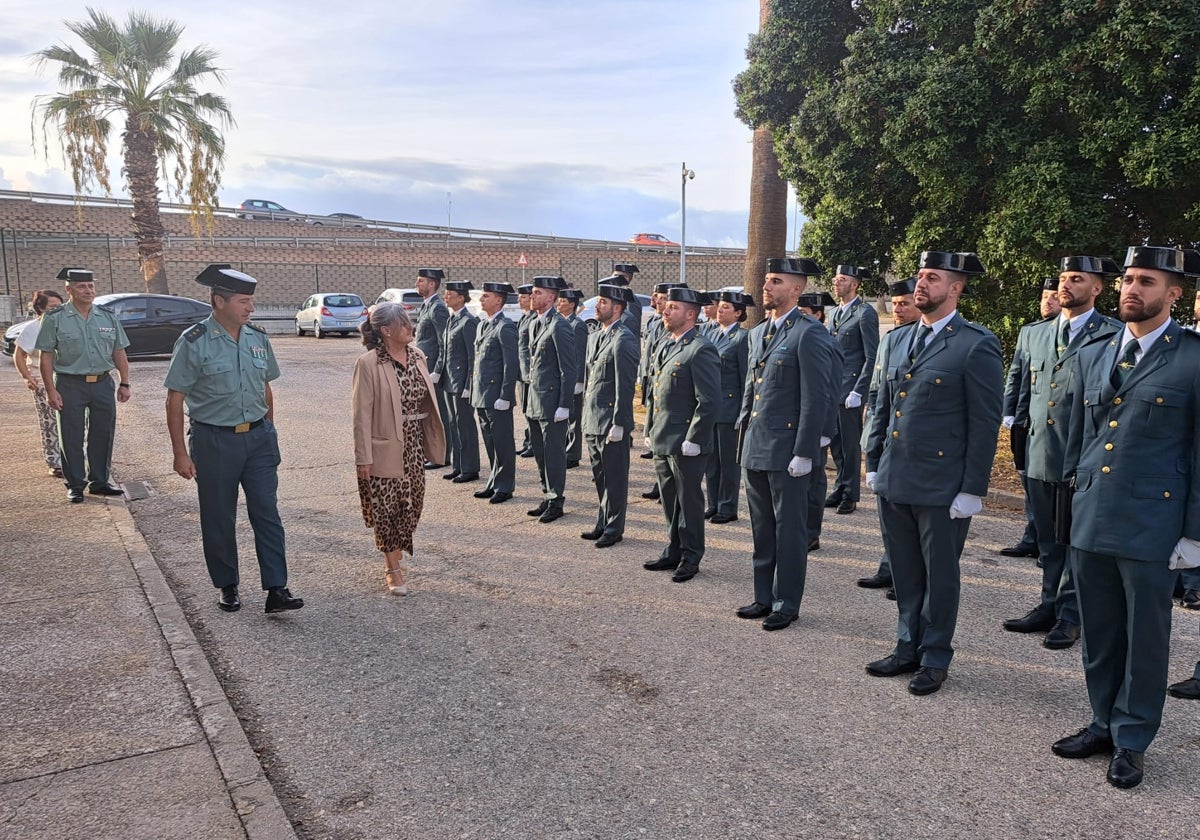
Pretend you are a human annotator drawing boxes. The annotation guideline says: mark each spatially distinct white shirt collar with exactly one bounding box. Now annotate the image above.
[1058,308,1094,338]
[1119,319,1173,359]
[773,306,798,328]
[919,309,957,337]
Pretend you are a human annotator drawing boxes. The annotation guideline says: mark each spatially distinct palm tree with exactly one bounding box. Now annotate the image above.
[32,8,233,294]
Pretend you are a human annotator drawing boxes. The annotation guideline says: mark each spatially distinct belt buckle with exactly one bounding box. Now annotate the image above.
[234,422,251,433]
[85,375,100,383]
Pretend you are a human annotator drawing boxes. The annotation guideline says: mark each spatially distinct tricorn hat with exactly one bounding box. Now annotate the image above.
[798,291,837,309]
[1060,255,1120,276]
[195,264,257,295]
[559,288,584,302]
[613,263,639,274]
[417,268,445,280]
[766,257,822,277]
[654,282,684,295]
[598,284,633,304]
[600,273,630,287]
[516,284,533,295]
[834,264,870,280]
[481,282,514,295]
[1123,246,1200,276]
[444,280,474,294]
[56,266,93,283]
[918,251,985,275]
[1041,277,1059,291]
[531,275,567,290]
[888,277,917,296]
[712,289,752,308]
[666,287,710,306]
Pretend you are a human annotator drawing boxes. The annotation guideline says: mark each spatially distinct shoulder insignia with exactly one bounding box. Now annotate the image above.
[247,321,267,333]
[184,323,207,342]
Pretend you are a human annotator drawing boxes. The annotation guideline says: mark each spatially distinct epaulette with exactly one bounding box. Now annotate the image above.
[43,304,65,316]
[183,323,206,342]
[960,320,994,336]
[247,322,267,333]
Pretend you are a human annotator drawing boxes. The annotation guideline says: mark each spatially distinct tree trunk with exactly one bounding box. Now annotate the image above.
[743,126,788,325]
[123,116,170,294]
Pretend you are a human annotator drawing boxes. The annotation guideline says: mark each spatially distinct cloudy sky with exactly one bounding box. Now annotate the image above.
[0,0,797,248]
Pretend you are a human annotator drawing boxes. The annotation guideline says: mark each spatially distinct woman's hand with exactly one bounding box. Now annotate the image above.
[356,464,372,480]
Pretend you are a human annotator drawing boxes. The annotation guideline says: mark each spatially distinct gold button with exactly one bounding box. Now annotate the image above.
[755,394,760,400]
[1113,397,1122,405]
[1156,397,1164,404]
[934,378,942,384]
[757,378,763,384]
[892,431,899,438]
[1054,364,1062,371]
[1050,383,1058,389]
[1104,443,1114,451]
[1101,466,1111,474]
[1047,400,1055,407]
[898,391,907,398]
[1109,420,1118,428]
[1164,491,1171,499]
[752,411,758,417]
[895,411,902,417]
[937,450,944,456]
[1047,419,1055,425]
[904,373,912,380]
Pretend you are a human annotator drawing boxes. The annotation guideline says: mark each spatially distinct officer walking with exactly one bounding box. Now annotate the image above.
[735,259,838,630]
[642,287,721,582]
[415,268,451,468]
[1052,246,1200,789]
[434,279,480,483]
[704,290,752,524]
[470,282,519,505]
[825,265,879,515]
[1002,257,1120,650]
[36,267,130,503]
[163,265,303,614]
[556,287,590,469]
[580,284,639,548]
[525,276,577,523]
[863,251,1003,695]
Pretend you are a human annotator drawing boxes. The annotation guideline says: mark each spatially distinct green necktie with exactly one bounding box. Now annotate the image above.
[1112,340,1139,389]
[909,324,931,364]
[1056,321,1070,358]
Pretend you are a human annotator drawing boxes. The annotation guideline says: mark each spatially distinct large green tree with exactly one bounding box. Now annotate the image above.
[32,7,233,294]
[735,0,1200,348]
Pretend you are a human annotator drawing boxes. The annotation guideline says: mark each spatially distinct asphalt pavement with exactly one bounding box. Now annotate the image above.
[4,332,1200,839]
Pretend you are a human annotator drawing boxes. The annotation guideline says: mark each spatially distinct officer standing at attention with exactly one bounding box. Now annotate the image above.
[470,282,519,505]
[556,287,590,469]
[613,263,643,324]
[600,272,643,339]
[163,265,303,614]
[642,287,721,582]
[1001,257,1120,650]
[580,284,640,548]
[796,291,839,553]
[638,283,678,495]
[998,278,1062,558]
[516,284,536,457]
[857,277,918,595]
[1052,246,1200,789]
[825,264,879,515]
[863,251,1002,695]
[434,279,480,483]
[525,276,577,523]
[415,268,451,468]
[704,291,752,524]
[735,259,838,630]
[36,267,131,503]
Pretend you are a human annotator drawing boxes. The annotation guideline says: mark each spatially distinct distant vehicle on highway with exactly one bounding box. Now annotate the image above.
[629,232,679,250]
[295,293,369,338]
[310,212,365,227]
[238,199,304,221]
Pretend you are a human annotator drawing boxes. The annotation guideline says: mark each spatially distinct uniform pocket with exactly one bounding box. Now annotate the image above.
[201,360,237,394]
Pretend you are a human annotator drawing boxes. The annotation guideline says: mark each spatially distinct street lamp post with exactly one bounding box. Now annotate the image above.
[680,162,695,283]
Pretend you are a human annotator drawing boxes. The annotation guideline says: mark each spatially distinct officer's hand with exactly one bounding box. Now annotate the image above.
[787,456,812,477]
[45,389,63,411]
[1169,537,1200,570]
[460,389,469,399]
[866,471,877,491]
[553,406,570,423]
[117,383,131,403]
[949,492,983,520]
[494,398,510,411]
[681,440,701,457]
[430,372,441,384]
[643,437,652,451]
[1002,416,1015,430]
[173,453,197,481]
[1016,469,1025,477]
[573,382,584,395]
[819,436,831,448]
[845,391,862,409]
[356,464,372,480]
[606,425,624,443]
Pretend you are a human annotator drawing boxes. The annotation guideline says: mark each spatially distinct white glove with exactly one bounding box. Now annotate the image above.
[787,456,812,477]
[460,389,469,399]
[573,382,584,394]
[949,492,983,520]
[865,471,877,491]
[845,391,862,409]
[643,437,652,450]
[494,399,510,411]
[1169,537,1200,570]
[819,436,831,448]
[606,425,624,443]
[1002,416,1015,430]
[553,406,570,423]
[681,440,701,457]
[430,372,441,384]
[1016,469,1025,477]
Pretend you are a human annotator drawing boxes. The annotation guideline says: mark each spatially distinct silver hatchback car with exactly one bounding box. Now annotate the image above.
[295,293,368,338]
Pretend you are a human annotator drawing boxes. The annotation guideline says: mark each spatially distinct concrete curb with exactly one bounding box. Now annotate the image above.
[109,502,298,840]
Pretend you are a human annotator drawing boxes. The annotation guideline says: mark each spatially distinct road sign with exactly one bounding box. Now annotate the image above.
[517,253,528,267]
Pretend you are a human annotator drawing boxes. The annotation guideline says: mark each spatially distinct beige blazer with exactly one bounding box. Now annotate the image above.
[352,346,447,478]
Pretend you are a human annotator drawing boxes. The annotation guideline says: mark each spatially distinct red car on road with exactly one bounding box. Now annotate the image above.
[628,232,680,250]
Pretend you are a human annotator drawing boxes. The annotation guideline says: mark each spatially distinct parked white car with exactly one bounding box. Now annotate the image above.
[374,288,425,318]
[295,293,368,338]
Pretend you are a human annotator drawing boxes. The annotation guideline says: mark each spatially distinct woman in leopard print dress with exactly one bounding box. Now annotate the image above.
[352,303,446,595]
[12,289,65,476]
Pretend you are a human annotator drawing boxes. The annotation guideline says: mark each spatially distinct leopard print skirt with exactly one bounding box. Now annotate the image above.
[358,354,427,554]
[33,385,62,470]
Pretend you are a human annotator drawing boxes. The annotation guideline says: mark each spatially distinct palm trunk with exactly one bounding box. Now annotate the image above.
[123,116,169,294]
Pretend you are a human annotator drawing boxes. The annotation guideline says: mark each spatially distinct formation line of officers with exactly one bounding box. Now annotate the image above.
[26,248,1200,792]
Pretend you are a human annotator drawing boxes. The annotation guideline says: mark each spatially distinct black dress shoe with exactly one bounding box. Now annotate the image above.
[217,585,241,613]
[581,528,603,540]
[885,587,896,601]
[704,508,717,520]
[1002,607,1056,633]
[643,556,679,571]
[566,460,580,469]
[710,513,738,524]
[823,492,843,508]
[736,602,771,619]
[836,499,857,515]
[808,538,820,551]
[67,489,84,503]
[999,542,1038,558]
[88,483,123,496]
[865,655,920,677]
[1107,749,1145,789]
[424,461,440,470]
[641,487,661,500]
[452,472,479,483]
[908,666,947,696]
[527,501,549,516]
[762,611,798,631]
[442,470,461,481]
[595,533,623,548]
[1051,727,1113,759]
[519,448,535,458]
[1183,589,1200,609]
[857,573,893,589]
[474,487,495,499]
[489,492,512,505]
[672,565,698,583]
[639,451,654,459]
[1043,620,1081,650]
[538,507,563,523]
[1168,677,1200,699]
[265,587,304,613]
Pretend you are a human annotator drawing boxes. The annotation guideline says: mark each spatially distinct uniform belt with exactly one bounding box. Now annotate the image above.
[57,370,112,383]
[193,418,265,434]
